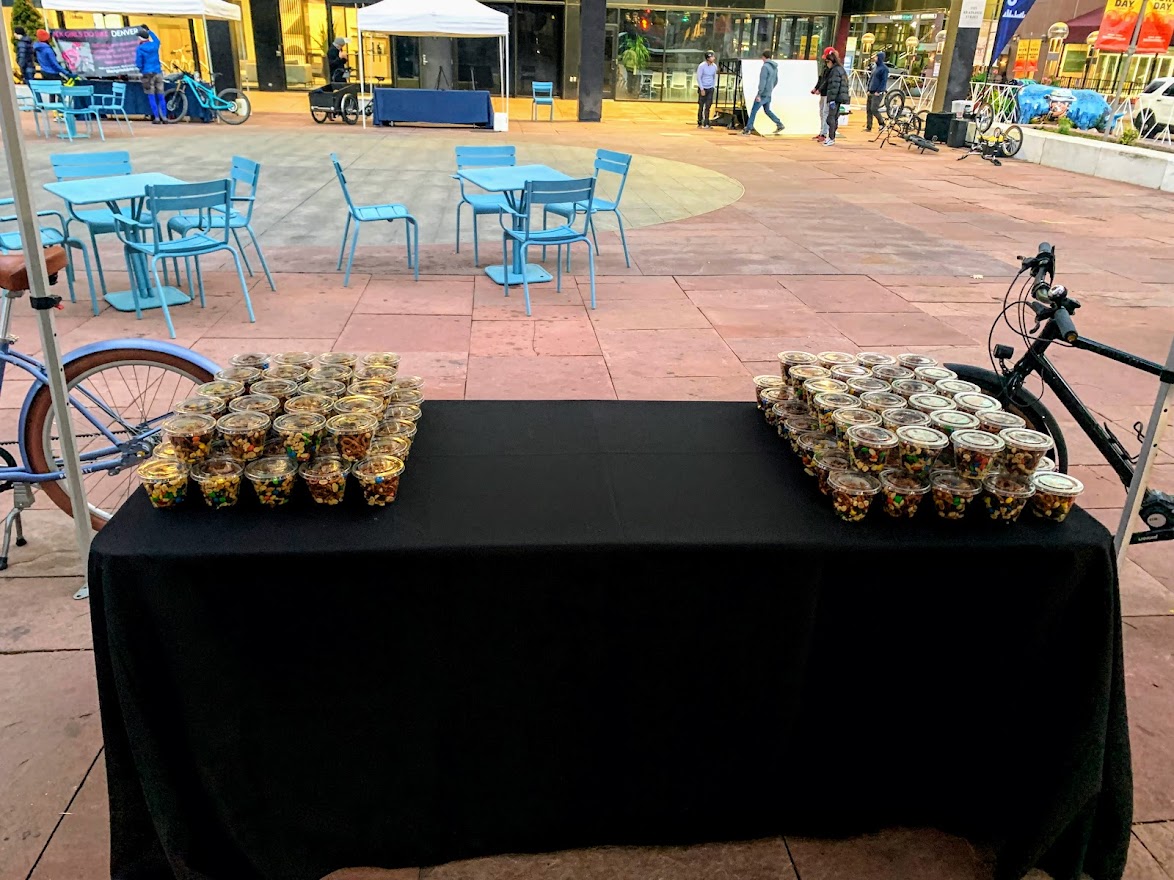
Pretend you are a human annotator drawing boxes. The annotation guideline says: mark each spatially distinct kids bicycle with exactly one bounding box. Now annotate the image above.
[163,65,251,125]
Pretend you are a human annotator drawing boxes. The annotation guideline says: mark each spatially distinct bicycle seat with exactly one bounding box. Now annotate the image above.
[0,247,67,292]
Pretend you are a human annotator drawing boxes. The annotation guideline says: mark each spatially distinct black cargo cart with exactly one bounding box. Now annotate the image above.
[309,81,366,124]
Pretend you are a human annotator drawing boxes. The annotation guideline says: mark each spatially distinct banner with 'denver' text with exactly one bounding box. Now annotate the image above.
[1096,0,1174,54]
[50,28,141,77]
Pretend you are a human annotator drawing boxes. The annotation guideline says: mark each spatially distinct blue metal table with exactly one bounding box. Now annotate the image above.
[44,173,191,313]
[456,164,571,287]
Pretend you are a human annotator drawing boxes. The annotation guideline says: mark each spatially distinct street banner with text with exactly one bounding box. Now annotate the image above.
[49,28,141,77]
[1096,0,1174,53]
[990,0,1040,65]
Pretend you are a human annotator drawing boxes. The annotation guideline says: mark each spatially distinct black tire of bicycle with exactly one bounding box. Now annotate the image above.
[883,89,905,118]
[163,86,188,123]
[945,363,1070,472]
[216,88,250,125]
[1002,124,1024,157]
[975,101,994,133]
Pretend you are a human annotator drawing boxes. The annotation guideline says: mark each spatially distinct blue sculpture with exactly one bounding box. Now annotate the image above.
[1016,82,1113,131]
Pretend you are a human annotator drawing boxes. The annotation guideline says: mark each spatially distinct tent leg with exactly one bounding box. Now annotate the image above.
[359,30,366,129]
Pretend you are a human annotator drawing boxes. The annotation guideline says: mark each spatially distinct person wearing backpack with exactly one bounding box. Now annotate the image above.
[823,50,849,146]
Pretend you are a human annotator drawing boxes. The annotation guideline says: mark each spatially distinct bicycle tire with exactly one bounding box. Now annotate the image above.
[974,101,994,133]
[163,87,188,123]
[340,92,359,125]
[23,347,215,530]
[216,88,250,125]
[883,89,905,119]
[310,106,329,124]
[1002,124,1023,157]
[946,363,1069,472]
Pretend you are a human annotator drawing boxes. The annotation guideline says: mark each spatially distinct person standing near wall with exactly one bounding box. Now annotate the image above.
[136,26,165,123]
[741,50,784,136]
[865,50,889,132]
[696,50,717,128]
[823,49,849,146]
[14,28,36,83]
[811,46,833,142]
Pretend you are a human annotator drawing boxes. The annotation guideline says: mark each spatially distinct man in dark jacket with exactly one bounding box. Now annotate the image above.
[14,28,36,83]
[810,45,833,141]
[866,50,889,132]
[823,50,849,146]
[328,37,348,82]
[741,50,784,136]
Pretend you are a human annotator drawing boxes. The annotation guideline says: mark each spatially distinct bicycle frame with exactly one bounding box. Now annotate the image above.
[178,73,232,112]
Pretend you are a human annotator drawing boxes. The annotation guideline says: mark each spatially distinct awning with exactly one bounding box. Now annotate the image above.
[1065,8,1104,44]
[356,0,507,37]
[40,0,242,22]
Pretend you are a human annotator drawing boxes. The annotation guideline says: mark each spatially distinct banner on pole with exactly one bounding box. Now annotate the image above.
[990,0,1039,65]
[49,28,141,77]
[1096,0,1174,53]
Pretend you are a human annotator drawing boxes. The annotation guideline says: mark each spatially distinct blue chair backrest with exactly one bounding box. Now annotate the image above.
[532,82,554,100]
[330,153,358,215]
[229,156,261,222]
[110,82,127,102]
[455,145,516,169]
[62,85,93,99]
[28,81,63,108]
[146,180,233,244]
[520,178,595,234]
[51,150,133,181]
[594,148,632,204]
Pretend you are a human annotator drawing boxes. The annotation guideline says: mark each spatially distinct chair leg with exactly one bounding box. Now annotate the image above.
[586,241,597,310]
[520,243,532,316]
[548,103,554,121]
[148,257,177,339]
[344,221,361,287]
[225,247,255,323]
[62,242,77,303]
[455,201,462,255]
[337,215,352,271]
[94,113,105,142]
[555,244,561,292]
[89,229,109,298]
[501,233,510,298]
[408,219,419,281]
[615,210,631,268]
[193,257,206,308]
[541,208,549,262]
[231,227,255,277]
[123,110,134,136]
[245,225,276,291]
[472,211,480,268]
[68,238,99,316]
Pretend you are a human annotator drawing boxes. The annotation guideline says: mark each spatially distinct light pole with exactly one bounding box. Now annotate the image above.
[1082,30,1099,88]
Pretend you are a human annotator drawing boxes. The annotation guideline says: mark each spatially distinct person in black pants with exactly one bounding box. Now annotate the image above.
[14,28,36,84]
[866,50,890,132]
[823,50,849,146]
[696,50,718,128]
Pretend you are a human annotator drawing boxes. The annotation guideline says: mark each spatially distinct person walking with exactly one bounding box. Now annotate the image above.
[328,37,348,82]
[823,49,849,146]
[14,27,36,84]
[741,50,784,136]
[696,50,717,128]
[33,30,69,81]
[810,46,833,142]
[135,26,165,123]
[865,50,889,132]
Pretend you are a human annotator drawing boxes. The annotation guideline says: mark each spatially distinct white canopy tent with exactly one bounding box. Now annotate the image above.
[354,0,509,128]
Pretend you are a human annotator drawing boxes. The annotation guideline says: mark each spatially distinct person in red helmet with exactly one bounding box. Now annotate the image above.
[811,46,835,142]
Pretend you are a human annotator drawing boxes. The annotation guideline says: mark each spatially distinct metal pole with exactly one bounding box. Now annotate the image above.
[359,28,366,129]
[1109,0,1148,108]
[0,15,93,599]
[201,15,216,86]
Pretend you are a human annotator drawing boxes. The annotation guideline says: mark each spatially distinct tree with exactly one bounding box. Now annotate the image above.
[11,0,45,55]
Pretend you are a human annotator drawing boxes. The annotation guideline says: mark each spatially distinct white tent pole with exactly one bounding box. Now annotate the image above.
[201,15,215,85]
[359,28,366,129]
[0,16,93,599]
[498,34,503,116]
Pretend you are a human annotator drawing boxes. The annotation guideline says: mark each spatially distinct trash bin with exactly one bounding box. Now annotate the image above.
[924,111,953,142]
[947,118,975,148]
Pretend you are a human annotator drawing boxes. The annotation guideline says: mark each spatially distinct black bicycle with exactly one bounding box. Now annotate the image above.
[946,243,1174,545]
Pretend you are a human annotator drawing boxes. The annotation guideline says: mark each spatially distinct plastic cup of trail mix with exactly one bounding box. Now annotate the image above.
[786,364,831,389]
[754,374,787,406]
[983,473,1035,523]
[895,425,949,474]
[952,429,1005,480]
[802,377,849,405]
[284,393,335,417]
[914,366,957,384]
[846,376,890,396]
[306,364,353,383]
[195,379,245,403]
[271,351,315,368]
[798,432,838,476]
[931,470,982,520]
[228,393,282,418]
[175,394,226,419]
[929,409,981,437]
[935,379,981,396]
[333,395,384,418]
[362,351,401,368]
[879,469,929,518]
[954,391,1002,415]
[216,366,261,389]
[299,379,347,400]
[300,456,349,505]
[389,387,424,406]
[191,458,243,509]
[831,364,871,382]
[392,375,425,392]
[908,392,958,416]
[216,411,271,462]
[370,433,412,461]
[817,351,857,369]
[319,352,359,368]
[774,401,812,436]
[777,350,818,380]
[859,390,907,415]
[273,412,326,463]
[979,410,1027,435]
[1031,472,1083,522]
[230,352,268,371]
[327,412,377,463]
[784,415,820,453]
[248,378,297,408]
[882,408,930,430]
[872,364,914,383]
[377,417,418,442]
[812,391,859,433]
[829,471,880,522]
[999,428,1054,476]
[1037,456,1057,473]
[890,378,936,399]
[161,413,216,463]
[385,403,422,423]
[897,353,937,370]
[151,440,179,461]
[761,387,794,424]
[352,364,399,383]
[263,364,308,383]
[245,456,298,507]
[137,459,188,509]
[846,424,899,474]
[857,352,898,368]
[832,407,882,442]
[352,454,406,506]
[815,449,851,495]
[350,379,395,408]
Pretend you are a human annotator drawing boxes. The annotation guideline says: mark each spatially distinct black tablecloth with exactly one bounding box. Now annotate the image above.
[372,87,493,126]
[88,401,1131,880]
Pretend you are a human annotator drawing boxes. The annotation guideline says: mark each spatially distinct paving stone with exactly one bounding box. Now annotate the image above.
[786,828,992,880]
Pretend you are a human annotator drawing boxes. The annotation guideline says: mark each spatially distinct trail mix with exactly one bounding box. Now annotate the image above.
[982,473,1035,523]
[191,459,243,509]
[846,425,899,474]
[895,426,949,474]
[879,469,929,518]
[245,456,298,506]
[931,471,982,520]
[300,456,349,505]
[138,459,188,508]
[217,411,271,462]
[829,471,879,522]
[1030,472,1084,522]
[353,454,406,506]
[162,414,216,463]
[327,412,377,463]
[273,413,326,462]
[999,428,1054,476]
[952,429,1005,480]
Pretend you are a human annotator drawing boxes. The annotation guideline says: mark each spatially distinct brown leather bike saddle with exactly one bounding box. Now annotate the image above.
[0,247,67,293]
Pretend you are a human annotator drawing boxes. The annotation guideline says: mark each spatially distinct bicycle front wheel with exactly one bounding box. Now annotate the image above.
[883,89,905,119]
[1001,124,1024,157]
[23,347,215,529]
[974,101,994,133]
[163,87,188,123]
[217,88,251,125]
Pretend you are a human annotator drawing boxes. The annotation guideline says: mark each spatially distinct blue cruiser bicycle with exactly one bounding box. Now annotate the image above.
[163,65,251,125]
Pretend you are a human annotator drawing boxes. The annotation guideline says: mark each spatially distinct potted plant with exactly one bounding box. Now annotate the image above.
[619,34,650,97]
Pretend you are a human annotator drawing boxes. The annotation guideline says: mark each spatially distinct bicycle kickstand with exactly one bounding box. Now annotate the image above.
[0,483,33,571]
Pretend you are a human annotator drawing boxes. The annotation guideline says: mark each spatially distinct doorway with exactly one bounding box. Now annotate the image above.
[515,4,562,96]
[329,3,392,85]
[603,22,618,98]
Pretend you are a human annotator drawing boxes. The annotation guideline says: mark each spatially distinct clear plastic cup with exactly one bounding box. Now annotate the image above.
[798,431,838,476]
[846,424,899,474]
[982,473,1035,523]
[191,458,243,509]
[895,425,949,474]
[872,364,914,382]
[326,412,378,463]
[284,393,335,417]
[393,375,425,392]
[812,391,859,433]
[151,440,179,461]
[370,433,412,461]
[245,456,298,507]
[831,364,871,382]
[952,429,1005,480]
[931,470,982,519]
[880,469,930,518]
[161,413,216,463]
[898,353,937,369]
[216,366,261,389]
[859,391,907,415]
[934,379,981,396]
[352,454,406,506]
[300,456,349,505]
[174,394,226,419]
[271,351,315,368]
[385,403,422,423]
[760,386,794,420]
[273,412,327,463]
[352,364,399,383]
[815,449,851,495]
[777,351,818,381]
[999,428,1054,476]
[914,366,957,383]
[298,379,347,401]
[979,410,1027,435]
[846,376,890,396]
[857,352,898,368]
[137,459,188,509]
[216,411,271,462]
[230,352,269,371]
[784,415,820,453]
[774,401,812,437]
[1031,472,1084,522]
[306,364,353,383]
[890,378,936,399]
[829,471,880,522]
[929,409,981,436]
[318,352,358,368]
[195,379,245,402]
[376,417,418,443]
[817,351,857,369]
[263,364,308,383]
[786,364,830,389]
[333,395,384,418]
[350,379,394,408]
[754,374,787,406]
[389,388,424,406]
[802,377,849,405]
[953,392,1003,415]
[1037,456,1057,473]
[882,408,930,430]
[250,378,299,408]
[362,352,401,368]
[908,392,958,416]
[228,393,282,418]
[832,407,882,442]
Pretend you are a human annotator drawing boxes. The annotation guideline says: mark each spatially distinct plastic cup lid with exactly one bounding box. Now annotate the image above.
[299,379,347,398]
[930,410,980,431]
[896,425,948,448]
[319,352,358,366]
[816,449,851,469]
[216,411,270,432]
[385,404,422,422]
[163,413,215,435]
[873,365,914,381]
[138,458,187,480]
[891,379,935,395]
[251,378,298,396]
[230,352,268,368]
[846,425,898,447]
[379,417,417,437]
[152,441,179,459]
[883,409,930,427]
[817,351,857,365]
[914,366,956,382]
[754,374,786,388]
[785,415,820,432]
[245,455,298,480]
[804,378,849,396]
[860,391,907,409]
[761,387,790,404]
[952,428,1005,451]
[196,379,244,399]
[353,454,405,479]
[980,411,1027,430]
[831,365,871,379]
[351,379,394,397]
[931,471,981,494]
[333,395,383,415]
[1000,427,1054,450]
[829,470,880,494]
[355,365,399,382]
[880,468,928,493]
[935,379,981,395]
[1037,457,1057,473]
[847,377,889,393]
[1032,471,1084,495]
[264,364,308,381]
[363,352,401,366]
[393,375,424,390]
[798,431,837,450]
[217,366,260,384]
[192,458,242,479]
[272,351,314,366]
[285,394,335,415]
[908,393,956,411]
[898,353,937,368]
[390,388,424,405]
[175,395,226,416]
[301,456,348,479]
[789,365,830,381]
[778,350,817,365]
[954,392,1002,411]
[327,412,377,432]
[857,352,897,367]
[307,365,352,382]
[274,412,326,433]
[983,473,1035,496]
[371,434,411,456]
[229,394,280,414]
[835,408,882,428]
[813,392,858,410]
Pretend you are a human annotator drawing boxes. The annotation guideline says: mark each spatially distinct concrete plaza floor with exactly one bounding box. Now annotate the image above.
[1,100,1172,880]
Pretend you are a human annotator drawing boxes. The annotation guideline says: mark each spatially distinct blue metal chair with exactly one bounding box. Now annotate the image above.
[331,153,418,287]
[15,85,39,135]
[59,85,105,143]
[89,82,134,136]
[112,179,253,339]
[167,156,275,290]
[543,148,633,268]
[453,145,515,268]
[0,200,98,314]
[28,81,64,139]
[531,82,554,121]
[499,177,597,317]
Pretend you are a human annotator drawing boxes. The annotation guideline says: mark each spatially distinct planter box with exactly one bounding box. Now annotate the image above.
[1017,127,1174,191]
